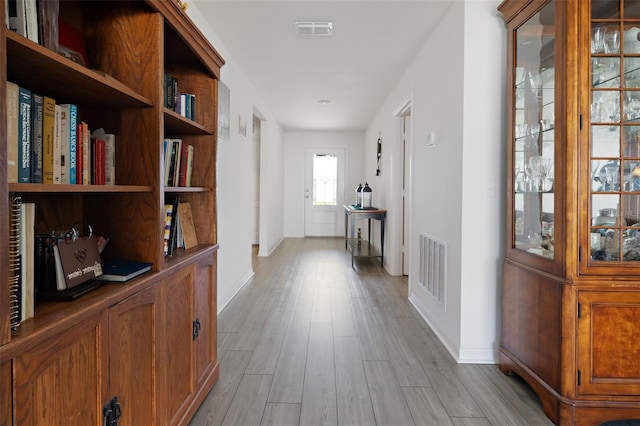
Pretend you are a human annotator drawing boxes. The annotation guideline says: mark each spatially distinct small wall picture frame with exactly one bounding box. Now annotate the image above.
[239,116,247,138]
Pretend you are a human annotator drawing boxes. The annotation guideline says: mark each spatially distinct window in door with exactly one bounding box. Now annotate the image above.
[312,154,338,206]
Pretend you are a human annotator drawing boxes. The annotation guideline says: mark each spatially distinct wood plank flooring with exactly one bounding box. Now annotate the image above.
[190,238,552,426]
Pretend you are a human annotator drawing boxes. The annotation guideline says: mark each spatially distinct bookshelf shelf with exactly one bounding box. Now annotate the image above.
[9,183,154,193]
[6,31,152,108]
[164,108,214,136]
[164,186,213,193]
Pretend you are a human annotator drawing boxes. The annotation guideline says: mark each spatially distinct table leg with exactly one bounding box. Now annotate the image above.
[380,215,385,267]
[350,213,355,269]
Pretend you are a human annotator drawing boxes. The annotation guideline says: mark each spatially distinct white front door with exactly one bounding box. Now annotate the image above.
[304,148,345,236]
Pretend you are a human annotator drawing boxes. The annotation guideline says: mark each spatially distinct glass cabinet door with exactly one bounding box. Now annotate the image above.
[590,0,640,263]
[513,0,556,259]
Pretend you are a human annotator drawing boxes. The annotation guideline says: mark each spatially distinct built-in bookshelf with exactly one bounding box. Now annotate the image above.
[0,0,224,424]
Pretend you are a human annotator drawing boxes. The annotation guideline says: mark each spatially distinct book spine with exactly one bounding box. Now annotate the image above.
[185,145,194,187]
[164,203,173,256]
[58,104,70,184]
[178,140,189,187]
[42,96,55,184]
[104,134,116,185]
[7,82,19,183]
[18,86,31,183]
[76,123,83,184]
[92,138,105,185]
[30,92,43,183]
[68,104,77,184]
[82,122,90,185]
[53,104,62,183]
[9,195,22,330]
[172,139,181,187]
[167,140,177,187]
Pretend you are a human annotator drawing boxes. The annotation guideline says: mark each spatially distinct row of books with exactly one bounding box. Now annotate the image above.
[164,198,198,257]
[7,82,116,185]
[163,138,194,187]
[164,72,196,121]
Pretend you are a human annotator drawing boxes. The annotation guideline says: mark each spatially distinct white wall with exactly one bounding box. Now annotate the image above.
[284,132,365,237]
[187,3,286,313]
[364,0,505,363]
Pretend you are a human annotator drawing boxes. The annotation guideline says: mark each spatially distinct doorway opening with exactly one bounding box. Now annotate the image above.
[251,115,261,264]
[396,102,411,276]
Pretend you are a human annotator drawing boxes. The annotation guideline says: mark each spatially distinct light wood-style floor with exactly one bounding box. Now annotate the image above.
[190,238,553,426]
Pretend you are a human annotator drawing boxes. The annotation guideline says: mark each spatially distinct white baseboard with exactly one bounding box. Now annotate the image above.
[218,268,255,315]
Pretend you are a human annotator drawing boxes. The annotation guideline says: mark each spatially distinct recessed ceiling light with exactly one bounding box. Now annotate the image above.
[318,99,331,105]
[294,21,333,36]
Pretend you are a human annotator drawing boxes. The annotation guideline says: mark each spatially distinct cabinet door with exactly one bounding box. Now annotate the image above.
[583,0,640,272]
[109,284,160,425]
[1,360,11,426]
[508,0,562,274]
[194,254,217,391]
[577,290,640,395]
[163,265,195,425]
[12,311,109,425]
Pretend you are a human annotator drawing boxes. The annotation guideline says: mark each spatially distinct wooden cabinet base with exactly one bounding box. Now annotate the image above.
[500,350,640,426]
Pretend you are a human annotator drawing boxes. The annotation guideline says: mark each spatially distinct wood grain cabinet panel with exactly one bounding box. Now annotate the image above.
[12,312,109,425]
[578,291,640,396]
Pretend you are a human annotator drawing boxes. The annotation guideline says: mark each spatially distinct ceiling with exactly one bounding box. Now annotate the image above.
[194,1,453,132]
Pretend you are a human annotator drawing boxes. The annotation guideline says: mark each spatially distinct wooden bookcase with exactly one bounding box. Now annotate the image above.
[0,0,224,424]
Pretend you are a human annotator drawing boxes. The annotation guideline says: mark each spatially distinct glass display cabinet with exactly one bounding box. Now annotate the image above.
[499,0,640,424]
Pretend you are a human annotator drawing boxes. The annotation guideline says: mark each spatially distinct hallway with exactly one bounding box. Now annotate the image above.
[190,238,552,426]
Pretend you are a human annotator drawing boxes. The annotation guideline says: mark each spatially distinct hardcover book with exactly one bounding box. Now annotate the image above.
[42,96,56,184]
[30,92,43,183]
[96,259,152,282]
[17,86,31,183]
[7,81,19,183]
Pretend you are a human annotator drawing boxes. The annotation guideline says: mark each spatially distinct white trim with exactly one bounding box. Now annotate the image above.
[218,268,255,315]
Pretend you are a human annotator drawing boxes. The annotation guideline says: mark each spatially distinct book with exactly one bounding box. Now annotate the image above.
[96,259,152,282]
[24,0,37,42]
[163,203,173,256]
[42,95,56,184]
[66,103,78,184]
[171,138,182,187]
[8,0,26,38]
[58,103,70,184]
[177,141,189,187]
[92,128,115,185]
[166,196,180,255]
[177,202,198,249]
[7,81,19,183]
[185,144,194,187]
[18,86,31,183]
[30,92,43,183]
[53,104,62,183]
[163,138,175,186]
[19,202,35,320]
[81,122,90,184]
[9,195,22,329]
[167,139,178,187]
[76,123,83,184]
[92,137,105,185]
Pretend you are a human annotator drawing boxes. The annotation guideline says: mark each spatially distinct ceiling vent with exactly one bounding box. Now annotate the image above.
[294,21,333,36]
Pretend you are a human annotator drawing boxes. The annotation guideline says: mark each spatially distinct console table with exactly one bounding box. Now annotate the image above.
[343,205,387,269]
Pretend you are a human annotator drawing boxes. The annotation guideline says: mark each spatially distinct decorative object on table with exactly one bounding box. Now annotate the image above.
[376,132,382,176]
[355,183,363,207]
[362,182,373,208]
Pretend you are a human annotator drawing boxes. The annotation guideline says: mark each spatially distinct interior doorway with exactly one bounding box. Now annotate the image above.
[251,116,261,249]
[304,148,346,236]
[397,103,411,276]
